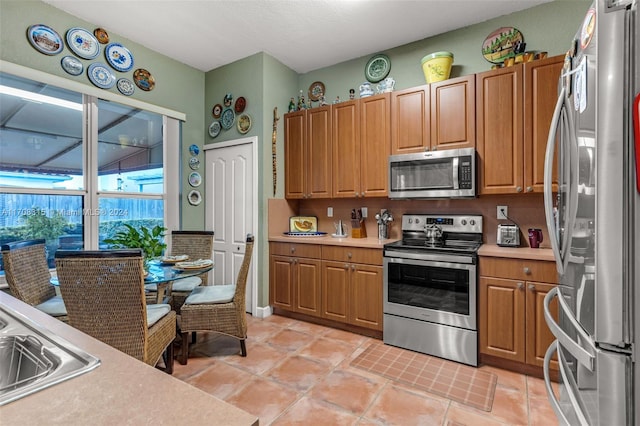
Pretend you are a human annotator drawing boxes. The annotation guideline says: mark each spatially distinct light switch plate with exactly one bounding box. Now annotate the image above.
[361,207,368,218]
[327,207,333,217]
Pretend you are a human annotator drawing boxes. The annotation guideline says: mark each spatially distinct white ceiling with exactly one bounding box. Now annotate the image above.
[42,0,552,74]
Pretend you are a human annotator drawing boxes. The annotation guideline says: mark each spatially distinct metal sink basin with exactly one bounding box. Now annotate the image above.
[0,305,100,406]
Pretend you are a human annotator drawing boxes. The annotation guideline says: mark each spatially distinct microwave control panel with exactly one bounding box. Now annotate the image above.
[458,156,473,189]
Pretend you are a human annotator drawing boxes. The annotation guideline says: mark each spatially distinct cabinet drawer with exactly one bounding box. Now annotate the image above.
[270,242,321,258]
[322,246,382,265]
[479,257,558,283]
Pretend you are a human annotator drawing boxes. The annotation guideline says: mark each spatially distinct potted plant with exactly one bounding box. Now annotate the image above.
[102,224,167,270]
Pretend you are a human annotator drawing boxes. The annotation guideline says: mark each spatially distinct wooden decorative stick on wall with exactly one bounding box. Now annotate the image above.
[272,106,279,197]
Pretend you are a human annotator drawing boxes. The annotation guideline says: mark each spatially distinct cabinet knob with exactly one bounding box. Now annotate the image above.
[528,284,535,291]
[351,265,355,271]
[523,267,531,275]
[293,259,298,264]
[289,259,293,264]
[347,252,352,259]
[517,282,524,290]
[290,247,295,253]
[344,264,349,269]
[361,192,365,197]
[516,186,523,193]
[526,186,533,192]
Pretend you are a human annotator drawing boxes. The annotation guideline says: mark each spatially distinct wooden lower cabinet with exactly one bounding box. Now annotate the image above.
[479,257,558,375]
[270,242,383,331]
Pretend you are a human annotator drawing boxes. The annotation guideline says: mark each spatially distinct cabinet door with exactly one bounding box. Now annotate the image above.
[479,276,525,362]
[524,55,563,193]
[284,111,306,199]
[476,65,524,194]
[526,281,559,370]
[269,255,295,311]
[307,105,332,198]
[430,75,475,150]
[360,93,390,197]
[295,258,322,317]
[332,100,360,198]
[349,264,383,330]
[391,85,430,154]
[321,261,349,323]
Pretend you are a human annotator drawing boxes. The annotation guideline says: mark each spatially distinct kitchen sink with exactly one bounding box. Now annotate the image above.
[0,305,100,406]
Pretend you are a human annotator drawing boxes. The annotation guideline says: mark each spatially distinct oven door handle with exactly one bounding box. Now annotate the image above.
[384,251,475,265]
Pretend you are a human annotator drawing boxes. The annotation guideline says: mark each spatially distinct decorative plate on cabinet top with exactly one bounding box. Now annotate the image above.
[220,108,235,130]
[116,78,135,96]
[365,54,391,83]
[93,27,109,44]
[105,42,134,72]
[308,81,325,101]
[61,56,83,76]
[212,103,223,118]
[208,120,221,138]
[234,96,246,113]
[87,63,116,89]
[481,27,524,64]
[66,27,100,59]
[27,24,64,55]
[133,68,155,91]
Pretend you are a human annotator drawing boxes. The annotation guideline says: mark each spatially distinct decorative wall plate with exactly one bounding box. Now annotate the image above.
[365,54,391,83]
[189,156,200,170]
[223,93,233,107]
[482,27,524,64]
[237,113,252,134]
[188,172,202,187]
[93,28,109,44]
[234,96,246,113]
[87,63,116,89]
[105,43,134,72]
[220,108,235,130]
[60,55,83,76]
[66,27,100,59]
[133,68,155,91]
[116,78,135,96]
[308,81,325,101]
[208,120,221,138]
[27,24,63,55]
[212,103,222,118]
[189,144,200,156]
[187,190,202,206]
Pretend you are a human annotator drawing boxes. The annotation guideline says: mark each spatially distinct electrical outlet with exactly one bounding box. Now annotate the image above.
[361,207,368,218]
[497,205,508,220]
[327,207,333,218]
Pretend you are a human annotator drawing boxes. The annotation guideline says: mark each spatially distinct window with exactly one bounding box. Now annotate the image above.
[0,71,180,274]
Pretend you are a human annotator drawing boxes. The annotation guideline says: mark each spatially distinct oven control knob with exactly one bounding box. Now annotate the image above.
[469,219,476,226]
[415,218,420,224]
[461,219,467,225]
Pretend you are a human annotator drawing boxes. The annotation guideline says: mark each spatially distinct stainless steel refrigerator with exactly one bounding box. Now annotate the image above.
[542,0,639,424]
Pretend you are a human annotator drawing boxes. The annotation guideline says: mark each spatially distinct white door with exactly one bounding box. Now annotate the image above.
[204,137,257,314]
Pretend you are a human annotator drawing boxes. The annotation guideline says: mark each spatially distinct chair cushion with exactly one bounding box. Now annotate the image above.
[35,296,67,317]
[146,304,172,327]
[171,276,202,292]
[184,285,235,305]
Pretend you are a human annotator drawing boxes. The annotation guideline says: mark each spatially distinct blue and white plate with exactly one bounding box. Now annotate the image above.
[27,24,64,55]
[208,120,221,138]
[220,108,235,130]
[66,27,100,59]
[105,42,134,72]
[87,63,116,89]
[116,78,135,96]
[60,55,83,76]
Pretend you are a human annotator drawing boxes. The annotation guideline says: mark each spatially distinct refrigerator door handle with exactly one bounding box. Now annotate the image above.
[544,88,567,274]
[544,340,590,426]
[544,287,595,371]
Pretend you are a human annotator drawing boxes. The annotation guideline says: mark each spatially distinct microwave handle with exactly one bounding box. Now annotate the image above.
[452,156,459,189]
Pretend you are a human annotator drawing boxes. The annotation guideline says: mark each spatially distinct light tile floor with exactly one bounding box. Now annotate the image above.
[173,314,559,425]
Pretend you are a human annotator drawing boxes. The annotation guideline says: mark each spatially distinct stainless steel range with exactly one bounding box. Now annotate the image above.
[383,214,483,366]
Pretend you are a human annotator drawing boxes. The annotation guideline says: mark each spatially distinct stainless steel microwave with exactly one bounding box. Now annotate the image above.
[388,147,476,199]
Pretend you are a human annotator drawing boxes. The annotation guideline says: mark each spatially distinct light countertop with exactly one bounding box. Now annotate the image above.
[0,292,258,426]
[479,244,556,262]
[269,235,397,249]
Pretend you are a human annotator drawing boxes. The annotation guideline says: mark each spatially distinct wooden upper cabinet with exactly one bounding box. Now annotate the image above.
[524,55,563,193]
[306,105,332,198]
[430,75,476,150]
[360,93,390,197]
[476,65,524,195]
[284,110,306,199]
[332,100,360,198]
[391,85,430,154]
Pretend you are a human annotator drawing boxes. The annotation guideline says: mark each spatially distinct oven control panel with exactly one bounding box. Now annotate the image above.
[402,214,483,233]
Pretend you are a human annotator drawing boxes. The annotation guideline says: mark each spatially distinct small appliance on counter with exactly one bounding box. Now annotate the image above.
[497,223,520,247]
[283,216,327,237]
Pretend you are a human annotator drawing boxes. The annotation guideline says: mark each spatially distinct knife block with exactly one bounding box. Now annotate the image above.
[351,226,367,238]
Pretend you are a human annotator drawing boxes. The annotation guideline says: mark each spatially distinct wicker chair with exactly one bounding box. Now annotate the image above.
[146,231,214,312]
[55,249,176,373]
[1,239,68,322]
[179,234,254,365]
